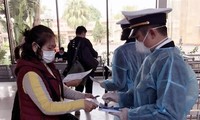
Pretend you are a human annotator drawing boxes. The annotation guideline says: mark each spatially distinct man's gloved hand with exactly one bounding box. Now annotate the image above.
[102,92,119,103]
[100,81,105,88]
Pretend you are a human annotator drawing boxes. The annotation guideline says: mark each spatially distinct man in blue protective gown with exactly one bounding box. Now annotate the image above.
[100,18,148,92]
[102,8,199,120]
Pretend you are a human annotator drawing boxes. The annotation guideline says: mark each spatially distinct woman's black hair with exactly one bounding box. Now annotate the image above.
[14,25,55,61]
[14,45,21,62]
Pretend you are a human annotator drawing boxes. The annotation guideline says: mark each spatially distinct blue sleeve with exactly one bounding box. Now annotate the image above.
[127,55,198,120]
[103,48,129,92]
[118,88,135,108]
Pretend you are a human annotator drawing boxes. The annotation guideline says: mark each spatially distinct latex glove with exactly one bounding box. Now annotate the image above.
[84,99,98,112]
[64,79,81,87]
[109,108,128,120]
[102,92,119,103]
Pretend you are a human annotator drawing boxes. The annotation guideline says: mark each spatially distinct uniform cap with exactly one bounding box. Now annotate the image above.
[116,18,130,29]
[122,8,172,28]
[116,18,129,25]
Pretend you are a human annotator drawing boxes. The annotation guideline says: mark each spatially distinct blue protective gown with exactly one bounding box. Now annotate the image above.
[118,40,198,120]
[102,42,148,92]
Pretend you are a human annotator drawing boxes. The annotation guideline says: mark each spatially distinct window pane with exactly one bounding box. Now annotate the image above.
[5,0,156,64]
[167,0,200,54]
[56,0,107,60]
[55,0,156,64]
[7,0,41,63]
[108,0,156,64]
[0,1,10,64]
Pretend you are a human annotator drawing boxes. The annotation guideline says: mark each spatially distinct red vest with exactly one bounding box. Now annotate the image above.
[16,59,63,120]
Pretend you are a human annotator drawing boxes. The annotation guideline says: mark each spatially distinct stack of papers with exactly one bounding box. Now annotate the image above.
[99,103,120,113]
[63,69,92,82]
[99,107,120,113]
[99,103,121,112]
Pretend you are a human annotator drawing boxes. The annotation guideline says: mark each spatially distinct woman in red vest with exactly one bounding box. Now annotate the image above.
[14,25,98,120]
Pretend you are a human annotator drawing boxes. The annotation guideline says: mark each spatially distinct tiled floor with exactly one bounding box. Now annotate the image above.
[0,78,114,120]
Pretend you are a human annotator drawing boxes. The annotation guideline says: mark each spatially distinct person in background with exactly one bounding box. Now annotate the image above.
[119,19,135,44]
[15,25,98,120]
[100,18,148,92]
[102,8,198,120]
[55,47,68,62]
[64,26,98,115]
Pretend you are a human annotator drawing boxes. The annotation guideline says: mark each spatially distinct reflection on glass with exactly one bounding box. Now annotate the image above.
[0,2,10,64]
[2,0,156,65]
[167,0,200,54]
[51,0,156,64]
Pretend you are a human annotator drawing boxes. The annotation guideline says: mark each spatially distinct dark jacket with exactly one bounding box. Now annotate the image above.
[55,52,68,60]
[67,36,98,71]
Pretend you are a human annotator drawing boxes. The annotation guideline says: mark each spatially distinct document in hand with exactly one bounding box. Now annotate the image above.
[63,69,92,82]
[99,103,120,113]
[99,107,120,113]
[89,76,101,84]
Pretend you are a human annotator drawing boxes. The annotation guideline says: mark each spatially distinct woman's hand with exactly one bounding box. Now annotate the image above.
[83,100,98,112]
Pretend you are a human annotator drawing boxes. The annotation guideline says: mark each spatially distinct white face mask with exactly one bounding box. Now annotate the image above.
[135,27,151,54]
[135,25,166,53]
[42,50,55,63]
[135,40,151,54]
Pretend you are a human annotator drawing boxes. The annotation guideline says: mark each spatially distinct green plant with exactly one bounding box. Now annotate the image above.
[62,0,101,29]
[0,49,6,62]
[9,0,40,45]
[189,46,198,54]
[92,21,106,43]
